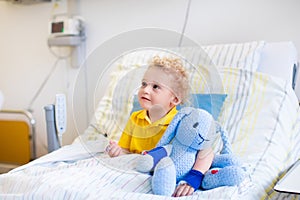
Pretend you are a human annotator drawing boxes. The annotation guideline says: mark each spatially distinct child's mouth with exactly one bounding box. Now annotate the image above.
[141,96,150,101]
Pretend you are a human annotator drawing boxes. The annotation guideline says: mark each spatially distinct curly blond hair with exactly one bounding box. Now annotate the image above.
[148,55,189,103]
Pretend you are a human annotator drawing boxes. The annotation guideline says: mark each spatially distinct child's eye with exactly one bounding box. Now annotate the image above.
[152,84,160,90]
[141,82,147,87]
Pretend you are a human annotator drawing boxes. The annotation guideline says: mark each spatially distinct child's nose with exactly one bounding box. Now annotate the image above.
[143,85,152,93]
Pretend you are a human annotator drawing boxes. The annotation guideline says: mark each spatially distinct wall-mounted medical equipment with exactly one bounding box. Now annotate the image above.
[47,16,85,68]
[44,94,67,153]
[3,0,51,4]
[50,17,81,37]
[48,17,84,45]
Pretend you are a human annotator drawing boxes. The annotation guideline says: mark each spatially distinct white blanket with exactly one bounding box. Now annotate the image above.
[0,144,250,199]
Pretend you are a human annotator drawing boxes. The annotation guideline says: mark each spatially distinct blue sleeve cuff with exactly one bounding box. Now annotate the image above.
[181,169,204,190]
[143,147,168,167]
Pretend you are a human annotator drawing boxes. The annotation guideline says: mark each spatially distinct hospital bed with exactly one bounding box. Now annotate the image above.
[0,41,299,199]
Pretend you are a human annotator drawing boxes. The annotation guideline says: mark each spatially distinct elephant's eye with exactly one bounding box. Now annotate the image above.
[193,122,199,128]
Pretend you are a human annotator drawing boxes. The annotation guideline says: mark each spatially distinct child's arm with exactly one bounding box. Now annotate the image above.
[172,148,214,197]
[106,140,130,157]
[192,148,214,173]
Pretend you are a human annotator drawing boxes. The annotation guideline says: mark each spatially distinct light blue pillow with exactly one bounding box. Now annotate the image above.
[131,94,227,120]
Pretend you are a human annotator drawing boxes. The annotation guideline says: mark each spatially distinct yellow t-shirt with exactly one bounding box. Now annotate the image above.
[118,107,177,153]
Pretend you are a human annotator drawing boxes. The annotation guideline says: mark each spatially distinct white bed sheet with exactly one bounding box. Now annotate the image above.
[1,143,250,199]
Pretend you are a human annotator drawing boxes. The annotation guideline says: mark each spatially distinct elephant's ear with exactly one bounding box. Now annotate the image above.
[156,107,194,147]
[215,122,232,154]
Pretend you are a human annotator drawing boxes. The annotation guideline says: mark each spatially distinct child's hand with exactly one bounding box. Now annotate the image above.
[106,140,122,157]
[172,183,194,197]
[173,169,203,197]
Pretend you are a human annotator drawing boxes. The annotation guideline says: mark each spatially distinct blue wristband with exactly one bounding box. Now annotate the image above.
[144,147,168,167]
[182,169,204,190]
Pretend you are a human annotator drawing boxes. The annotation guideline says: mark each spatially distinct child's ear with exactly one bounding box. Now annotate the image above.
[171,96,181,106]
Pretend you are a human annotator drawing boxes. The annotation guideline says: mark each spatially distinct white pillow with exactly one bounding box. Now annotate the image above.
[80,41,266,140]
[116,41,265,71]
[202,40,265,71]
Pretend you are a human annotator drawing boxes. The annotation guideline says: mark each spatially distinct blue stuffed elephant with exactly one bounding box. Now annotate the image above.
[135,107,246,196]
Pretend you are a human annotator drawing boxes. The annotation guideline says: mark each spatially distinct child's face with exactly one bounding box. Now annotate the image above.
[138,66,180,114]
